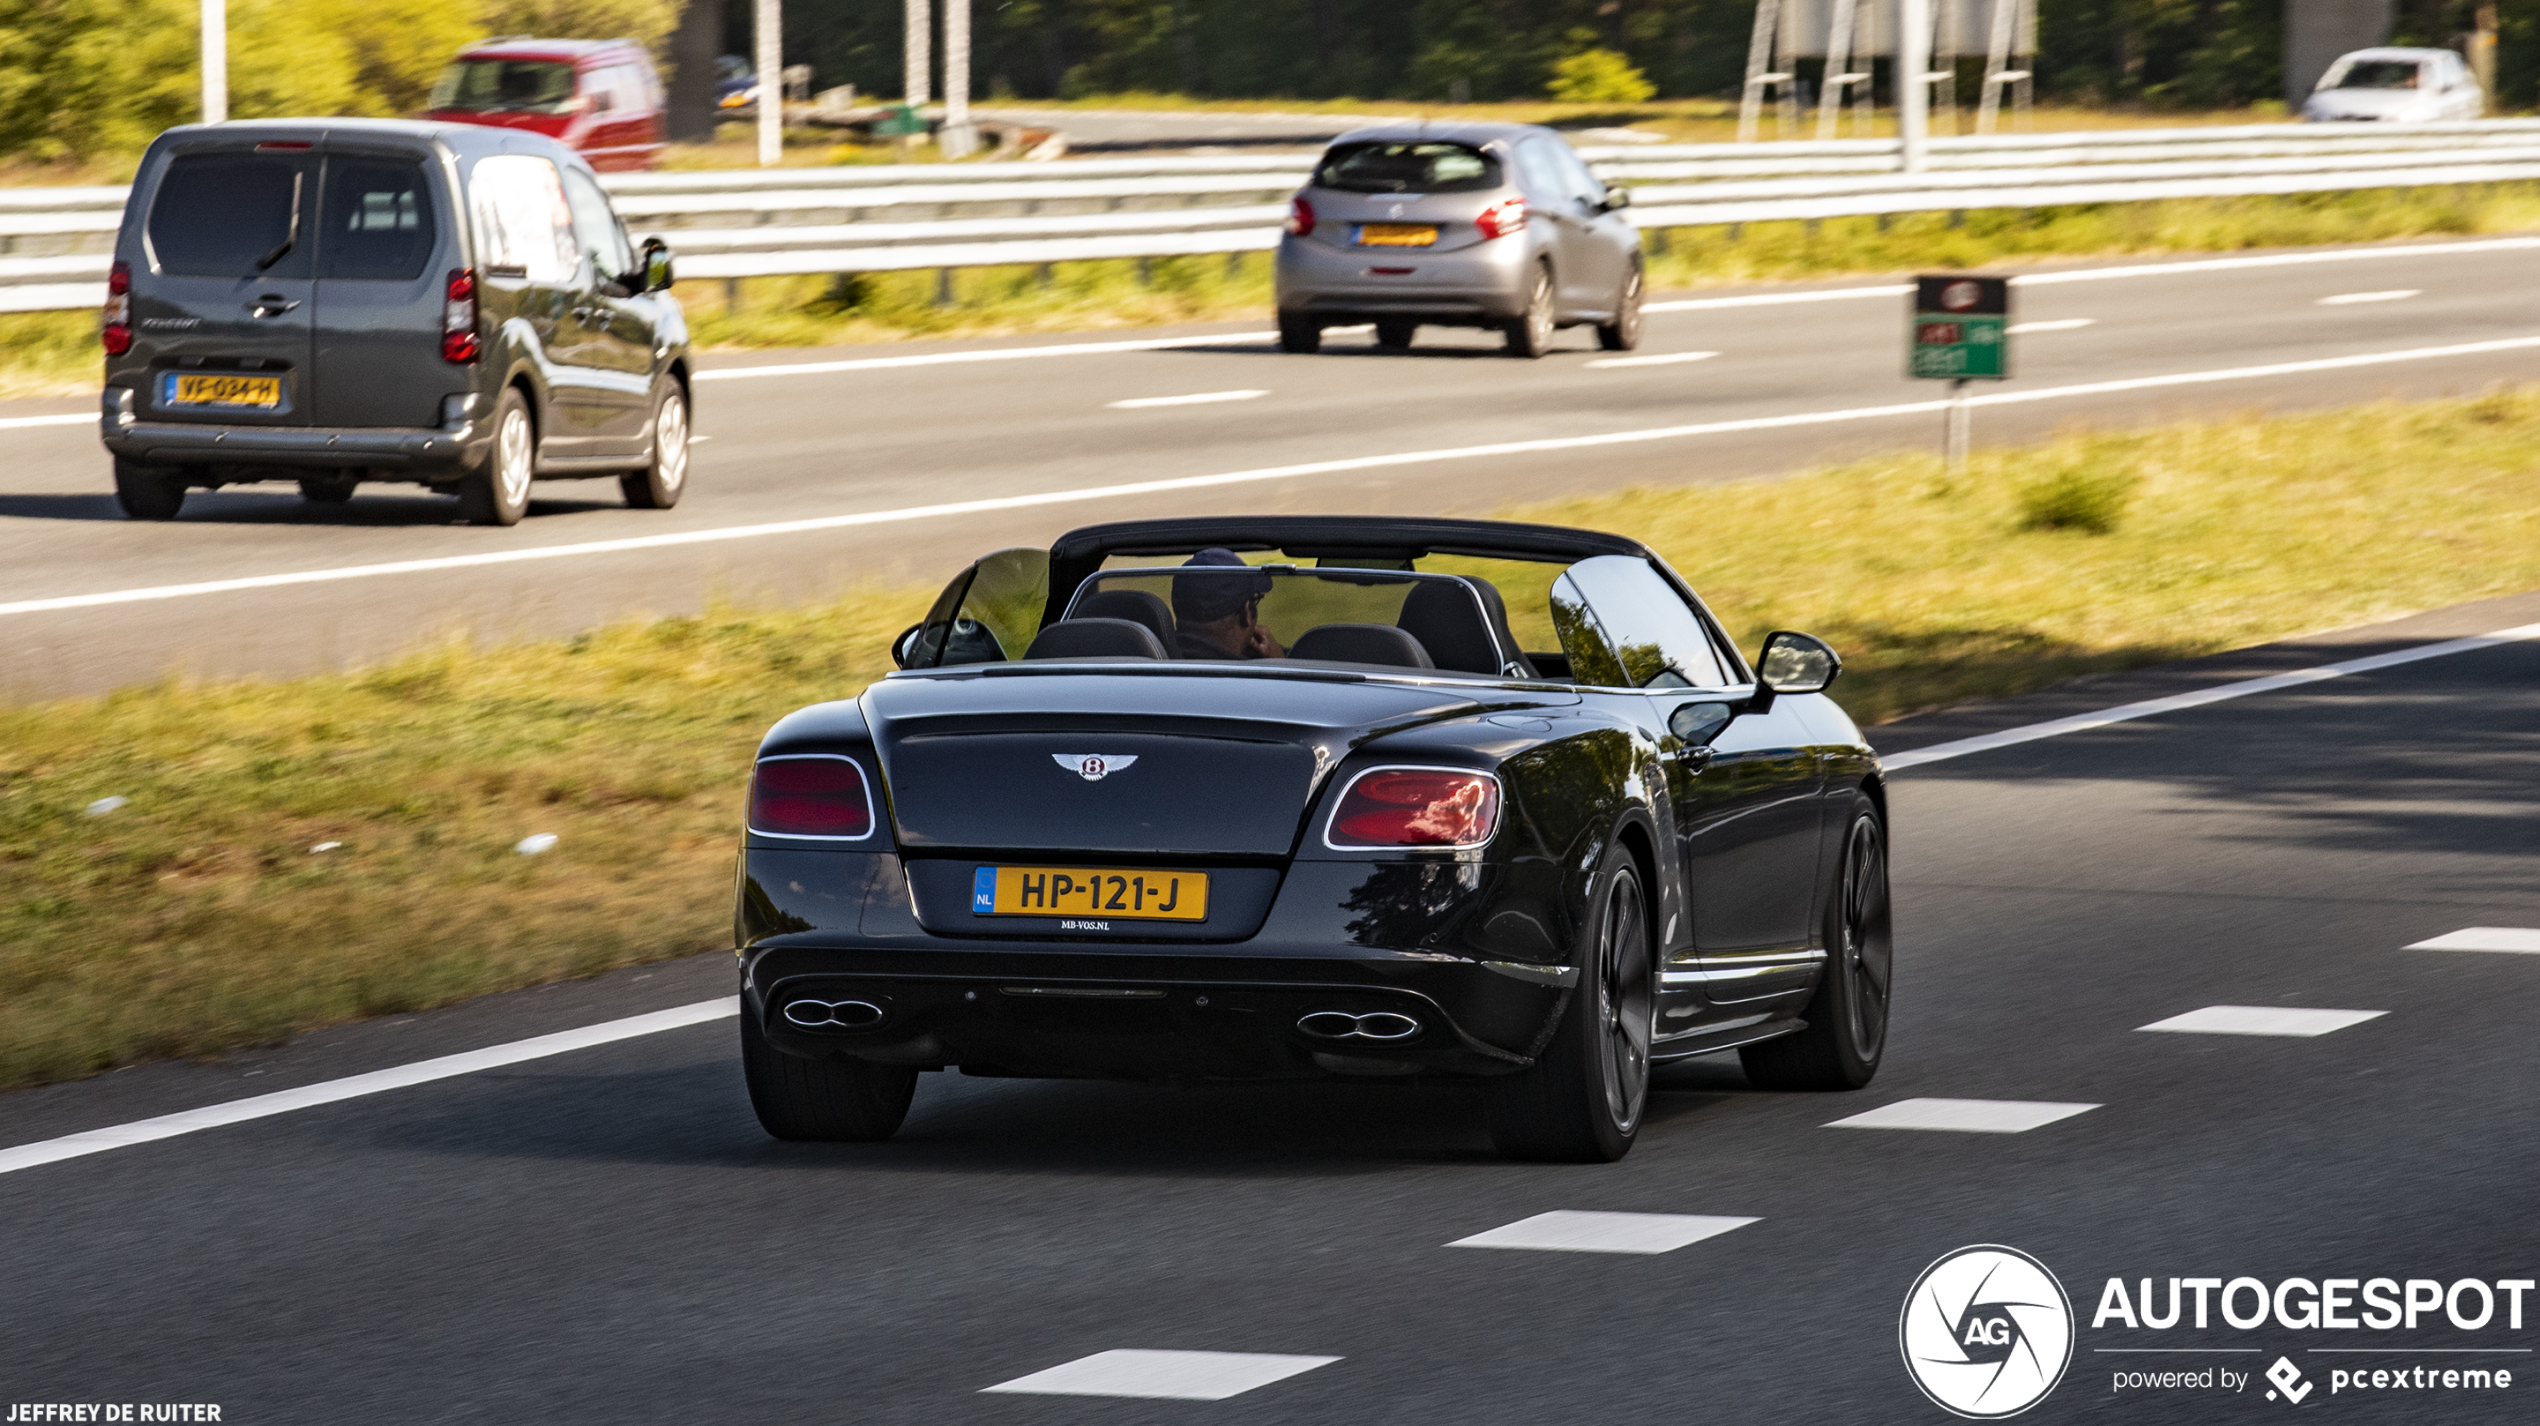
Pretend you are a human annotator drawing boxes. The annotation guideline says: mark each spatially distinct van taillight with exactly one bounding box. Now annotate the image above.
[1474,198,1528,240]
[1286,197,1316,237]
[749,757,876,840]
[101,260,131,355]
[1326,768,1502,848]
[441,268,479,364]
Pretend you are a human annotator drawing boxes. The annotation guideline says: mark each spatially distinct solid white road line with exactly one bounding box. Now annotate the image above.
[981,1351,1340,1400]
[2007,318,2097,334]
[2318,289,2422,305]
[0,412,93,431]
[694,331,1278,381]
[2407,927,2540,954]
[1585,350,1721,369]
[2137,1006,2387,1037]
[0,998,735,1177]
[1448,1210,1759,1254]
[1107,389,1268,409]
[1827,1098,2101,1133]
[1883,620,2540,771]
[16,335,2540,622]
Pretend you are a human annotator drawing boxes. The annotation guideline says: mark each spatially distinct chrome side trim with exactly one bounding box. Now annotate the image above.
[1482,959,1579,988]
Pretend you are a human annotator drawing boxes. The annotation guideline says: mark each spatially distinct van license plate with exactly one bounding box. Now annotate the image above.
[1356,223,1439,247]
[164,373,282,409]
[973,866,1210,921]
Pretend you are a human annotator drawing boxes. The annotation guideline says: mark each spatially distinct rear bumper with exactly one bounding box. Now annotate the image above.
[100,410,492,477]
[1275,233,1533,323]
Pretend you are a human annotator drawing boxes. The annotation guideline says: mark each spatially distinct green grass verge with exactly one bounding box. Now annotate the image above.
[7,389,2540,1092]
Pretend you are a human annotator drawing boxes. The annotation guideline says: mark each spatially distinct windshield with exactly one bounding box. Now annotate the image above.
[432,59,579,113]
[2327,59,2425,90]
[1313,142,1501,194]
[1067,566,1514,672]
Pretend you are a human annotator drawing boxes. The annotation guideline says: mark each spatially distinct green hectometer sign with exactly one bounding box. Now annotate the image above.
[1909,274,2011,380]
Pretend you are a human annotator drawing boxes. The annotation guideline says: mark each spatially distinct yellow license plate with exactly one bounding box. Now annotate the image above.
[169,373,282,408]
[1356,223,1438,247]
[974,865,1209,921]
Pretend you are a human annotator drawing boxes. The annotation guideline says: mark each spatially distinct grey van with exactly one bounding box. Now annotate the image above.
[1273,122,1641,358]
[100,118,689,526]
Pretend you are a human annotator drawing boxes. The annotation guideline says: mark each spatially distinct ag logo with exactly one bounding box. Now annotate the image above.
[1900,1245,2075,1418]
[1052,753,1138,782]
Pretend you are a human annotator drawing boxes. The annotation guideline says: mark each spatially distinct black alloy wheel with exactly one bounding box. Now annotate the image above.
[112,457,185,521]
[298,473,358,504]
[1277,312,1324,354]
[620,380,688,510]
[1374,319,1417,349]
[1487,845,1655,1161]
[741,1006,920,1142]
[1742,791,1891,1090]
[1504,264,1555,359]
[1596,262,1643,352]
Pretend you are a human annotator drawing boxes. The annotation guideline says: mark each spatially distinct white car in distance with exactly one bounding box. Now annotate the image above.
[2302,46,2485,122]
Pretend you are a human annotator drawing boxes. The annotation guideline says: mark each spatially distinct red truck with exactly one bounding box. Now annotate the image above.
[426,37,667,173]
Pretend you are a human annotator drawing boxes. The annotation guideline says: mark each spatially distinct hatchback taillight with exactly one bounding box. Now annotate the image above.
[1327,768,1501,849]
[1474,198,1527,240]
[101,260,131,355]
[1286,197,1316,236]
[749,756,876,839]
[441,267,479,364]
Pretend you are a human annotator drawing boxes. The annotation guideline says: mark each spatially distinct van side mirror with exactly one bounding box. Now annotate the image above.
[1599,187,1632,213]
[639,237,674,293]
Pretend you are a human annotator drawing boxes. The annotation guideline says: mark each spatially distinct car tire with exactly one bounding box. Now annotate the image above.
[1375,319,1417,349]
[1741,791,1891,1091]
[619,380,688,510]
[457,386,535,527]
[1503,265,1555,359]
[1597,262,1643,352]
[1486,844,1654,1162]
[113,458,187,521]
[741,1006,920,1142]
[298,473,358,504]
[1277,312,1323,354]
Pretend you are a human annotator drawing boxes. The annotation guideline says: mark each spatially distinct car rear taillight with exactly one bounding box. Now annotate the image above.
[100,260,131,355]
[749,756,876,839]
[1474,198,1527,240]
[440,267,479,364]
[1327,768,1501,849]
[1286,197,1316,236]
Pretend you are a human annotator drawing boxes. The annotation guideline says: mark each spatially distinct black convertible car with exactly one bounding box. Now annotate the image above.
[735,516,1890,1162]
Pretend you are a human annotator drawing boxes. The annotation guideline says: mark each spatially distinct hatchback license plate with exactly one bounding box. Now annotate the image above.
[164,373,282,409]
[974,866,1209,921]
[1356,223,1439,247]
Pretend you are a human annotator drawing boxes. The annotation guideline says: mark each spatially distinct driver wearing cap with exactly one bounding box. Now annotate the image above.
[1171,548,1288,660]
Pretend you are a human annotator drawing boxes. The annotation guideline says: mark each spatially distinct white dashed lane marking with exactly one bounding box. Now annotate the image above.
[2137,1006,2387,1037]
[2407,927,2540,954]
[2007,318,2097,334]
[1827,1098,2101,1133]
[1585,350,1721,369]
[1447,1210,1760,1254]
[980,1350,1339,1400]
[1107,389,1269,410]
[2318,289,2422,305]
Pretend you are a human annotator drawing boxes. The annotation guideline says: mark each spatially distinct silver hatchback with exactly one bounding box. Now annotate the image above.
[1274,122,1642,358]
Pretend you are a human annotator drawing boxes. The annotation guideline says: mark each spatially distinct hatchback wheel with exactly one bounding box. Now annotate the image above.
[1504,266,1555,359]
[1486,845,1654,1161]
[1742,792,1891,1090]
[459,387,535,527]
[620,381,688,510]
[1375,319,1417,350]
[1277,312,1323,354]
[1597,262,1644,352]
[112,457,185,521]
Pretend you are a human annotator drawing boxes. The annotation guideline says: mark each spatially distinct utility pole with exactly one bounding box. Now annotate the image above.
[905,0,932,107]
[754,0,782,166]
[200,0,226,124]
[942,0,973,157]
[1898,0,1931,172]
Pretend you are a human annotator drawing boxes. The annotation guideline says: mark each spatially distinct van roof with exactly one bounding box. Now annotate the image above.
[147,117,585,168]
[455,37,644,63]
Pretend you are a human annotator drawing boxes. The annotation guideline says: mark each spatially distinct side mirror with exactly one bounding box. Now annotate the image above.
[1757,630,1841,695]
[891,622,925,670]
[1667,701,1734,747]
[639,237,674,293]
[1600,187,1632,213]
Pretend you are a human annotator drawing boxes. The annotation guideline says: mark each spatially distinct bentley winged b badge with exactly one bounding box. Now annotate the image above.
[1053,753,1138,782]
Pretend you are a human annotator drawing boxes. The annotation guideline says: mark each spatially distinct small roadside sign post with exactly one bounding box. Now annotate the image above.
[1909,274,2011,475]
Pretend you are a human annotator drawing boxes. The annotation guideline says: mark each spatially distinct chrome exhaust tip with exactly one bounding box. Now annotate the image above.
[781,998,887,1030]
[1297,1009,1423,1043]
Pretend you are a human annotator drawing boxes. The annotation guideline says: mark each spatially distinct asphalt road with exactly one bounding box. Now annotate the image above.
[4,235,2538,701]
[3,592,2536,1424]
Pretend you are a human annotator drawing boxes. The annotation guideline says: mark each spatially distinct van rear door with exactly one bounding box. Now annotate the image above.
[308,149,454,429]
[137,146,318,428]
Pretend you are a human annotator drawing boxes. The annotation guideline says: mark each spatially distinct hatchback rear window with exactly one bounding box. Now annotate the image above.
[432,59,578,114]
[1314,142,1501,194]
[148,154,309,277]
[320,161,437,280]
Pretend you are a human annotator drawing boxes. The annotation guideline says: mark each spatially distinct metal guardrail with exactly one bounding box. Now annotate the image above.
[7,122,2539,313]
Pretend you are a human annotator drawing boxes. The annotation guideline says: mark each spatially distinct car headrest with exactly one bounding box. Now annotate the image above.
[1290,623,1436,669]
[1022,618,1169,661]
[1398,578,1522,676]
[1072,588,1175,647]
